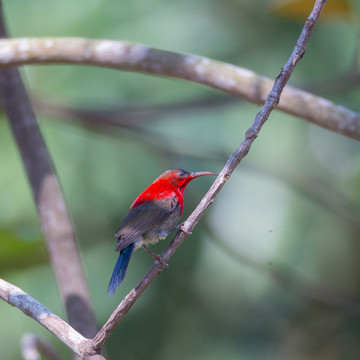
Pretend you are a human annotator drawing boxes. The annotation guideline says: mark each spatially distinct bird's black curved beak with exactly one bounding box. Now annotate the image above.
[189,171,218,179]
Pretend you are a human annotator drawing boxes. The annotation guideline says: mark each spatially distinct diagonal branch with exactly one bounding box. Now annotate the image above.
[0,3,98,339]
[0,279,90,358]
[91,0,327,351]
[0,30,358,140]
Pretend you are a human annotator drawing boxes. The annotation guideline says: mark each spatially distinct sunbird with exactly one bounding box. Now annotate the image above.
[108,169,216,296]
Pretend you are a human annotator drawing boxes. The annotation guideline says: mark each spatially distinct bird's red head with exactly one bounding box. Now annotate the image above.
[159,169,217,193]
[130,169,217,211]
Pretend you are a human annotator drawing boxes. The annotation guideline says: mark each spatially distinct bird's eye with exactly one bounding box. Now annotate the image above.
[177,170,186,177]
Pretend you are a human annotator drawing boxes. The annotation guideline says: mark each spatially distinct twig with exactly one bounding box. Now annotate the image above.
[33,95,233,127]
[0,279,89,358]
[21,333,61,360]
[91,0,327,351]
[0,28,358,140]
[0,3,98,338]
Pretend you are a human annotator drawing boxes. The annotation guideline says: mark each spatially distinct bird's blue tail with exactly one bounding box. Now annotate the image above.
[107,243,135,297]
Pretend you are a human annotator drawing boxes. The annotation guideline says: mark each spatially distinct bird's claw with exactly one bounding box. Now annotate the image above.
[156,259,169,268]
[180,223,192,235]
[152,254,169,268]
[174,222,192,235]
[142,244,169,267]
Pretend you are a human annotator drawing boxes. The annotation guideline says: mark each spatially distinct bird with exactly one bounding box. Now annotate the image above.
[107,169,216,296]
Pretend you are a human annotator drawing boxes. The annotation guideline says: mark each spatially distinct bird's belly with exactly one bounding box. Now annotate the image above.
[140,207,181,247]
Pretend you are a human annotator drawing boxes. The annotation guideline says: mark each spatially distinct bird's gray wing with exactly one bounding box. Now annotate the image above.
[115,197,178,252]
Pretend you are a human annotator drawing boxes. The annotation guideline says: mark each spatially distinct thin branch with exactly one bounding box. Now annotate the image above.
[21,333,61,360]
[33,95,234,128]
[0,32,358,140]
[0,3,98,339]
[0,279,89,358]
[91,0,327,351]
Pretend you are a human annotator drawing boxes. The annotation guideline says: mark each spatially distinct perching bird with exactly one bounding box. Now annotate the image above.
[107,169,216,296]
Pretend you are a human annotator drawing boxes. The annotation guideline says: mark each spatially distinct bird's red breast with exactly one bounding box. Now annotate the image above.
[131,180,183,214]
[130,169,216,215]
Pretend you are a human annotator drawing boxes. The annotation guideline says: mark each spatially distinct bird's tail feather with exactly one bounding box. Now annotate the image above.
[107,243,135,297]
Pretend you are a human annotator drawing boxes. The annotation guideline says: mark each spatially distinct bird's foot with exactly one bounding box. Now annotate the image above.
[167,222,192,235]
[142,244,169,268]
[177,222,192,235]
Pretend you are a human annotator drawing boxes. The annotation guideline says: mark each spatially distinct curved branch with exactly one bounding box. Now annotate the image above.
[91,0,327,350]
[0,32,358,141]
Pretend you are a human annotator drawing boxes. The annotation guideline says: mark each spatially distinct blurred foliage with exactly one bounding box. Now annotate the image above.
[1,0,360,359]
[0,228,45,271]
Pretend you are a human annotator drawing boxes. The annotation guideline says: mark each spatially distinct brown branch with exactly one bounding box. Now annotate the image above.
[0,279,105,359]
[0,3,98,339]
[0,279,89,358]
[33,95,233,128]
[91,0,327,351]
[0,27,357,140]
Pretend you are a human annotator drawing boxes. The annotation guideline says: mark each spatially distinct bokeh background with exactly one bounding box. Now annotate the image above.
[1,0,360,359]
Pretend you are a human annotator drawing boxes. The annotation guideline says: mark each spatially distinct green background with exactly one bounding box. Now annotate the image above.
[1,0,360,359]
